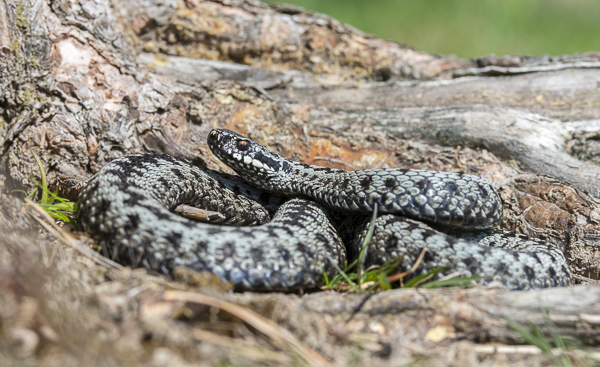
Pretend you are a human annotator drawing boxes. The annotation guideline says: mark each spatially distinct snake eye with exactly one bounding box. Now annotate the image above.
[237,140,250,151]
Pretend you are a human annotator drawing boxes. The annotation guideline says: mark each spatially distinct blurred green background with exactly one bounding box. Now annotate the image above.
[262,0,600,58]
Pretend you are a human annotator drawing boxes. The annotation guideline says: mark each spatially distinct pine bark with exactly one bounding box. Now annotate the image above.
[1,0,600,365]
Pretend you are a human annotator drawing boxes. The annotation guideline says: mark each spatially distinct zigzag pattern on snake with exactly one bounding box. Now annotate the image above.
[76,129,572,291]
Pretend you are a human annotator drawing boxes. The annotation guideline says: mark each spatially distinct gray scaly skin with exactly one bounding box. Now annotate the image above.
[354,216,572,289]
[77,154,345,291]
[208,128,572,290]
[208,129,501,230]
[76,130,572,291]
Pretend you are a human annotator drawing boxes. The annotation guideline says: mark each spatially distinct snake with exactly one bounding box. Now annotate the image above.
[76,128,573,291]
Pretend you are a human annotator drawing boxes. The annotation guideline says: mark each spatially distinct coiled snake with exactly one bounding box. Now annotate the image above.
[77,129,572,291]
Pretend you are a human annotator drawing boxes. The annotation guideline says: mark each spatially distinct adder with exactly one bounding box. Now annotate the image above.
[76,129,572,291]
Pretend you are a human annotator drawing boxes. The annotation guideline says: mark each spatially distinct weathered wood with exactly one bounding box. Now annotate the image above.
[2,0,600,365]
[304,105,600,199]
[294,285,600,345]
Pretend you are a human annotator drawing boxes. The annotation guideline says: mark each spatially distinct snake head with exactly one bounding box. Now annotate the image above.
[207,129,288,187]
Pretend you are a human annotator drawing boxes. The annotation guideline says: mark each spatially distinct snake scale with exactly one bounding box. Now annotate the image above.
[77,129,572,291]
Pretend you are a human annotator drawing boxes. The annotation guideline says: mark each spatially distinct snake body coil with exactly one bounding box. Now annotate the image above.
[77,129,572,291]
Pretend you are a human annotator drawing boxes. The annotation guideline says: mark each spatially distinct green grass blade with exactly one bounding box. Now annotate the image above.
[533,314,574,367]
[540,307,569,354]
[29,148,48,205]
[25,182,76,224]
[47,211,71,222]
[38,202,75,212]
[326,254,360,293]
[506,319,547,351]
[357,203,378,286]
[403,266,448,288]
[321,266,330,287]
[420,276,486,289]
[47,187,71,204]
[344,258,359,273]
[25,188,38,200]
[35,181,58,206]
[328,274,344,286]
[530,323,554,353]
[382,256,404,275]
[377,270,392,291]
[507,318,556,353]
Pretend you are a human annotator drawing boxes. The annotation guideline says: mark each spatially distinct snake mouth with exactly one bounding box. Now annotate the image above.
[207,129,224,153]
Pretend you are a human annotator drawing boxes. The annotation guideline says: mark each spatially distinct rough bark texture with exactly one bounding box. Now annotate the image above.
[1,0,600,366]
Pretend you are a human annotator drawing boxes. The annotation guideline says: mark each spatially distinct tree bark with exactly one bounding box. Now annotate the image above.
[1,0,600,365]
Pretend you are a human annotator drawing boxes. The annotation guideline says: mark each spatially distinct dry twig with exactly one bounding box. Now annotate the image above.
[163,290,333,367]
[192,329,292,364]
[26,199,123,270]
[387,246,428,283]
[174,204,226,223]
